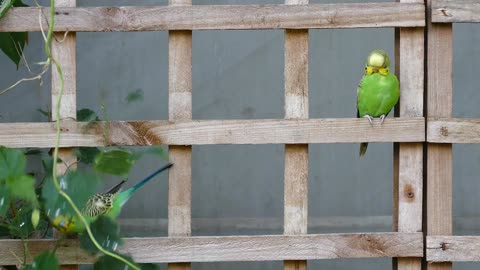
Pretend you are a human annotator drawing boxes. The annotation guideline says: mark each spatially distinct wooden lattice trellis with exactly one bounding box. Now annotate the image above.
[0,1,452,270]
[425,0,480,269]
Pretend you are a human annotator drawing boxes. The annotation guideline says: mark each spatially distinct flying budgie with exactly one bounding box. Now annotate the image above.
[51,163,173,233]
[357,50,399,156]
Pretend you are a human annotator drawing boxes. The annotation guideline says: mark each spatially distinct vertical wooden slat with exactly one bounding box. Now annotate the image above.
[394,1,424,270]
[284,1,308,270]
[51,0,77,270]
[168,1,192,270]
[426,0,453,269]
[392,23,400,270]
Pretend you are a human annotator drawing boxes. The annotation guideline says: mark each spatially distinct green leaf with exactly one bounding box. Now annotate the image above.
[93,253,139,270]
[0,146,26,180]
[9,206,35,239]
[131,146,169,161]
[0,0,28,67]
[0,31,27,68]
[0,184,11,216]
[12,0,27,7]
[6,174,38,205]
[23,251,59,270]
[125,88,144,104]
[41,157,54,177]
[0,223,10,237]
[80,216,123,254]
[24,148,43,156]
[41,170,100,223]
[73,147,100,165]
[140,264,161,270]
[94,149,135,176]
[143,146,169,160]
[0,0,15,19]
[77,108,99,122]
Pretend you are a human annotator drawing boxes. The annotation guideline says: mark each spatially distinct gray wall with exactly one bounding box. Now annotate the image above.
[1,0,480,269]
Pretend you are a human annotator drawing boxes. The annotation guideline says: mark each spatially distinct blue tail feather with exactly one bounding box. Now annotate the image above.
[131,163,173,192]
[118,163,173,208]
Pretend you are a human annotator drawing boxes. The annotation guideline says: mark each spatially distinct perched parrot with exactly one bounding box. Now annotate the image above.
[357,50,400,156]
[51,163,173,233]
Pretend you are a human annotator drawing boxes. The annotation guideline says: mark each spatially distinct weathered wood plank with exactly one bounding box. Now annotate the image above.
[0,232,423,265]
[426,0,453,237]
[168,1,191,270]
[0,3,425,32]
[394,2,424,269]
[427,118,480,143]
[284,1,308,269]
[397,0,424,235]
[51,0,77,269]
[432,0,480,23]
[0,118,425,148]
[427,236,480,262]
[426,0,453,269]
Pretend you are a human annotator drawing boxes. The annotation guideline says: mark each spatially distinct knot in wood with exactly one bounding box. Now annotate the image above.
[436,8,452,17]
[440,126,449,137]
[403,184,415,201]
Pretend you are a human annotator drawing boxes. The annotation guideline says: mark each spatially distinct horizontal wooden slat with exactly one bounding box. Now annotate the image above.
[427,236,480,262]
[0,232,422,265]
[432,0,480,23]
[0,118,425,147]
[0,3,425,32]
[427,118,480,143]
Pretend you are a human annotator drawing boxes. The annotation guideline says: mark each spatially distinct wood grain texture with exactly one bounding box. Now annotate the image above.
[284,145,308,235]
[0,118,425,148]
[394,3,424,269]
[432,0,480,23]
[426,0,453,237]
[51,0,77,268]
[284,6,308,269]
[168,1,191,270]
[0,233,423,265]
[427,118,480,143]
[397,0,424,234]
[427,236,480,262]
[0,3,425,32]
[426,0,453,269]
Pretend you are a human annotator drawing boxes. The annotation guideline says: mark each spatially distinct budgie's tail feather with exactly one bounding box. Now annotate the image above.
[118,163,173,208]
[105,180,126,194]
[359,143,368,157]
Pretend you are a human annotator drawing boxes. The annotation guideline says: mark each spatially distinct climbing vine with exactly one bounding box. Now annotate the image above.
[0,1,165,269]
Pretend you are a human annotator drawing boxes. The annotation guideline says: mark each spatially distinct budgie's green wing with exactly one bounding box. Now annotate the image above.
[357,73,399,118]
[357,73,399,156]
[357,75,368,156]
[356,75,365,118]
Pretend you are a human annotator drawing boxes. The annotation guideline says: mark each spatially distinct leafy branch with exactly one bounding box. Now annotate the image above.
[1,1,166,268]
[43,0,140,268]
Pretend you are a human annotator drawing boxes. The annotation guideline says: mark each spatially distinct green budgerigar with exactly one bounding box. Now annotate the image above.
[51,163,173,233]
[357,50,400,156]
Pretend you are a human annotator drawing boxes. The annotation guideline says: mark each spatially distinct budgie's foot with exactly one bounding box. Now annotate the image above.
[379,114,386,125]
[363,115,374,126]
